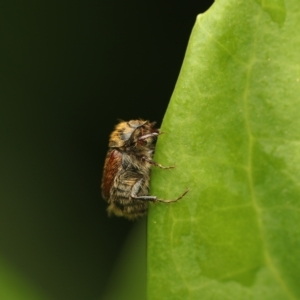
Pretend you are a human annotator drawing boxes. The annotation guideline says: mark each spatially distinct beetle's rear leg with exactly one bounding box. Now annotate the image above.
[130,179,188,203]
[154,189,189,203]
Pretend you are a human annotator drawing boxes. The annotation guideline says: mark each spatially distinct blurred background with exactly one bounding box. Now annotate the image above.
[0,1,213,299]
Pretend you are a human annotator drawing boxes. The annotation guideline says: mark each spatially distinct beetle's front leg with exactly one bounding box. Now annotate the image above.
[138,132,160,141]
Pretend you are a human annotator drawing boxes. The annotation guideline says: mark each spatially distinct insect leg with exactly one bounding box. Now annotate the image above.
[138,132,160,141]
[142,156,174,169]
[130,178,157,202]
[154,189,189,203]
[131,179,189,203]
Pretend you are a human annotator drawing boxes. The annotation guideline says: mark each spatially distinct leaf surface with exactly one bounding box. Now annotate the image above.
[148,0,300,299]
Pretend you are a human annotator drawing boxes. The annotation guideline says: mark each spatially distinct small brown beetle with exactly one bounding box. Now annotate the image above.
[101,119,188,220]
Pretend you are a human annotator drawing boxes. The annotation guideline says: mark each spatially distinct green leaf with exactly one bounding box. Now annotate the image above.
[0,257,51,300]
[148,0,300,299]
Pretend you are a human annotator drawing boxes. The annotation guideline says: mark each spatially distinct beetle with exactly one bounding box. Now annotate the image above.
[101,119,188,220]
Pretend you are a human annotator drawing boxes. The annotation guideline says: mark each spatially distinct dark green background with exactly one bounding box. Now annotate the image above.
[0,1,212,299]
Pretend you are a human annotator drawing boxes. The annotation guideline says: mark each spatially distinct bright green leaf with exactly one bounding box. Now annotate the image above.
[148,0,300,299]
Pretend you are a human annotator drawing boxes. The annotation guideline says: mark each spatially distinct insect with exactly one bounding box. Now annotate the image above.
[101,119,188,220]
